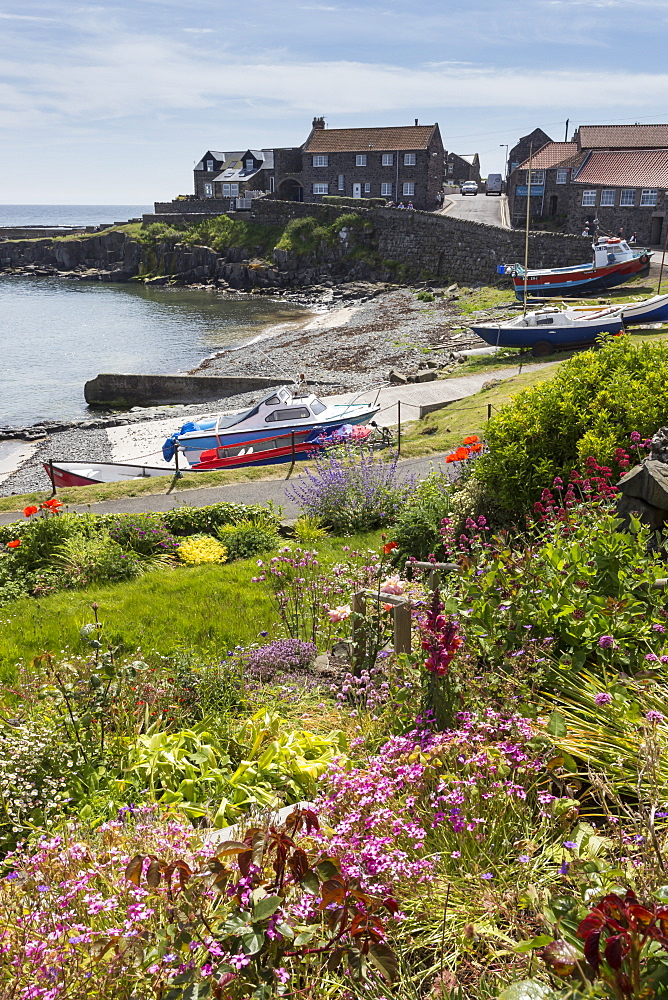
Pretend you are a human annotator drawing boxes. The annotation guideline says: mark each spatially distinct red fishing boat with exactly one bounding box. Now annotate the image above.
[501,238,652,299]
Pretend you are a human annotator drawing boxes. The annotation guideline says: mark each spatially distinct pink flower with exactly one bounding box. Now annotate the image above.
[380,576,404,596]
[594,692,612,706]
[328,605,351,623]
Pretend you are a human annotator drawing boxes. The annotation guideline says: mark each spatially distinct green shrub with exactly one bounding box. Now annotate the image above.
[389,471,453,561]
[293,516,328,544]
[53,534,141,587]
[476,335,668,515]
[0,513,93,571]
[415,290,435,302]
[163,501,279,536]
[215,519,277,561]
[104,513,180,558]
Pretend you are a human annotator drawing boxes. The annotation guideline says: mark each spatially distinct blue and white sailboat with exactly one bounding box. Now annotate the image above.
[163,385,381,465]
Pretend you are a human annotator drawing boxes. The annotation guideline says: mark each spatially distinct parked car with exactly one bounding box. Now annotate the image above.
[460,181,478,196]
[485,174,503,196]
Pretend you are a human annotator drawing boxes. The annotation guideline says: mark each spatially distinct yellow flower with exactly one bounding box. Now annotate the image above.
[176,534,228,565]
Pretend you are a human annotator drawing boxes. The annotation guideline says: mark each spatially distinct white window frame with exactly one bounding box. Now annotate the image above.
[364,182,371,193]
[402,182,415,197]
[245,159,254,171]
[223,183,230,197]
[338,174,345,191]
[381,182,392,197]
[641,188,658,206]
[269,176,275,193]
[620,188,636,207]
[382,153,394,166]
[529,169,545,185]
[312,183,329,195]
[206,160,214,172]
[600,189,615,207]
[204,183,213,198]
[356,154,367,167]
[404,152,416,166]
[556,168,568,185]
[582,190,597,207]
[312,155,329,167]
[231,183,238,197]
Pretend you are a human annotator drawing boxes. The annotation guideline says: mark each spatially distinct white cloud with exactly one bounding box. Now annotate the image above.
[0,12,54,19]
[183,27,214,33]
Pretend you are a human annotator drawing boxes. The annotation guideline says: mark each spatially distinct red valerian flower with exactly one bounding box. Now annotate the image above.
[7,539,20,548]
[23,505,38,517]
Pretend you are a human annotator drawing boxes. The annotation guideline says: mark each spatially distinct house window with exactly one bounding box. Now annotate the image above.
[381,182,392,196]
[338,174,345,191]
[270,176,275,193]
[223,183,239,197]
[245,159,254,171]
[582,190,597,207]
[402,182,415,197]
[510,161,519,172]
[529,169,545,185]
[356,154,367,166]
[204,183,213,198]
[364,183,371,193]
[556,168,568,184]
[312,155,329,167]
[382,153,393,166]
[206,160,213,171]
[312,183,329,195]
[600,189,615,207]
[620,189,636,206]
[641,188,658,206]
[404,153,416,165]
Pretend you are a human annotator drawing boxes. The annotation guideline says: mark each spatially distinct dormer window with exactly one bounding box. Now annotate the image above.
[246,158,254,171]
[206,160,214,172]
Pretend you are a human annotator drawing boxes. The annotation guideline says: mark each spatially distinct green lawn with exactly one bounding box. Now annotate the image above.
[0,531,383,683]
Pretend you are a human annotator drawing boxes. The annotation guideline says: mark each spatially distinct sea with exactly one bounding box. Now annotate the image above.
[0,206,306,428]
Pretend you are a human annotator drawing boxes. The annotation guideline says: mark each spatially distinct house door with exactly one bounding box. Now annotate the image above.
[549,195,558,216]
[650,216,663,245]
[352,183,362,199]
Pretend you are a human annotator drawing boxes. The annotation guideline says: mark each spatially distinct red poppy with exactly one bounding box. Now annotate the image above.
[7,539,20,549]
[23,505,38,518]
[469,442,483,453]
[445,455,456,463]
[462,435,479,445]
[383,541,398,554]
[454,446,470,461]
[383,603,393,612]
[41,498,63,512]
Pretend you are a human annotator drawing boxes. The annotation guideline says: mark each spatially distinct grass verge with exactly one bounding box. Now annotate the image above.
[399,364,561,457]
[0,531,382,683]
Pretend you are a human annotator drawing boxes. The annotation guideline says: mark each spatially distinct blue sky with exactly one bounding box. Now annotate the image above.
[1,0,668,202]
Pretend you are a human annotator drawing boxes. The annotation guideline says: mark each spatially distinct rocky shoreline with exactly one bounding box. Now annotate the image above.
[0,280,508,498]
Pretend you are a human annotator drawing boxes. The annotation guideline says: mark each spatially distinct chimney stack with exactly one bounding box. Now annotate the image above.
[312,116,325,130]
[415,118,419,126]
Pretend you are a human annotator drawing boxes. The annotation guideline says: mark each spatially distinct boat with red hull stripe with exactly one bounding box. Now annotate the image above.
[501,238,652,299]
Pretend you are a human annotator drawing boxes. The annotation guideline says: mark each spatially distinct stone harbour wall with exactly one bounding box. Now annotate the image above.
[0,199,592,288]
[84,373,286,408]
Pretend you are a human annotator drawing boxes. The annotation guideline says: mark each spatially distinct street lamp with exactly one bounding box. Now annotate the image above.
[500,144,509,180]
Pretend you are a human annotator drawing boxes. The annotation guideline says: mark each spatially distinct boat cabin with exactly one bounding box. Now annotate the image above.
[593,238,635,268]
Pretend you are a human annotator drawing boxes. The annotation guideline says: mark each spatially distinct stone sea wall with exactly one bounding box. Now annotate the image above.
[84,373,288,408]
[0,199,592,288]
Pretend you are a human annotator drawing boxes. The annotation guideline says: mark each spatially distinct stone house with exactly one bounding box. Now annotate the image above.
[296,118,445,210]
[446,152,481,186]
[194,149,277,201]
[508,124,668,245]
[507,128,553,176]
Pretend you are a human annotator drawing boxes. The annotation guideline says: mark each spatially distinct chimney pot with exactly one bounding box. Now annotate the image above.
[312,116,325,130]
[415,118,419,126]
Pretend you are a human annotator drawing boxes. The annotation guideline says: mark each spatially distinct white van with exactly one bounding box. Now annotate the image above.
[485,174,503,196]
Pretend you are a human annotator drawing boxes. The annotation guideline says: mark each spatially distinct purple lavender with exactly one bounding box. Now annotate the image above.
[286,446,412,533]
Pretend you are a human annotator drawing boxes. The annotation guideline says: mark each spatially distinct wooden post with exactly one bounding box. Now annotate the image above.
[397,401,401,455]
[285,431,296,480]
[351,591,367,675]
[487,402,492,422]
[47,459,57,496]
[393,601,412,654]
[523,143,533,317]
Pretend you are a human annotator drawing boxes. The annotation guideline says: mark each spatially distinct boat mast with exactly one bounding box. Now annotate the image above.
[522,144,533,316]
[659,222,668,294]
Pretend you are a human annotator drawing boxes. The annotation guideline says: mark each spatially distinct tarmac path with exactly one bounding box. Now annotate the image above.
[441,192,509,228]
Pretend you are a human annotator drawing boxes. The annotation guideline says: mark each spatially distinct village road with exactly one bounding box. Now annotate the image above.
[441,192,508,228]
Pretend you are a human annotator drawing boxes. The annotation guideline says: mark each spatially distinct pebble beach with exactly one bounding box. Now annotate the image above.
[0,283,494,498]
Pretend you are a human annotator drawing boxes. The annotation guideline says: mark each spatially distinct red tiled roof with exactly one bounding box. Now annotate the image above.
[578,124,668,150]
[572,149,668,188]
[517,142,577,170]
[304,124,437,153]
